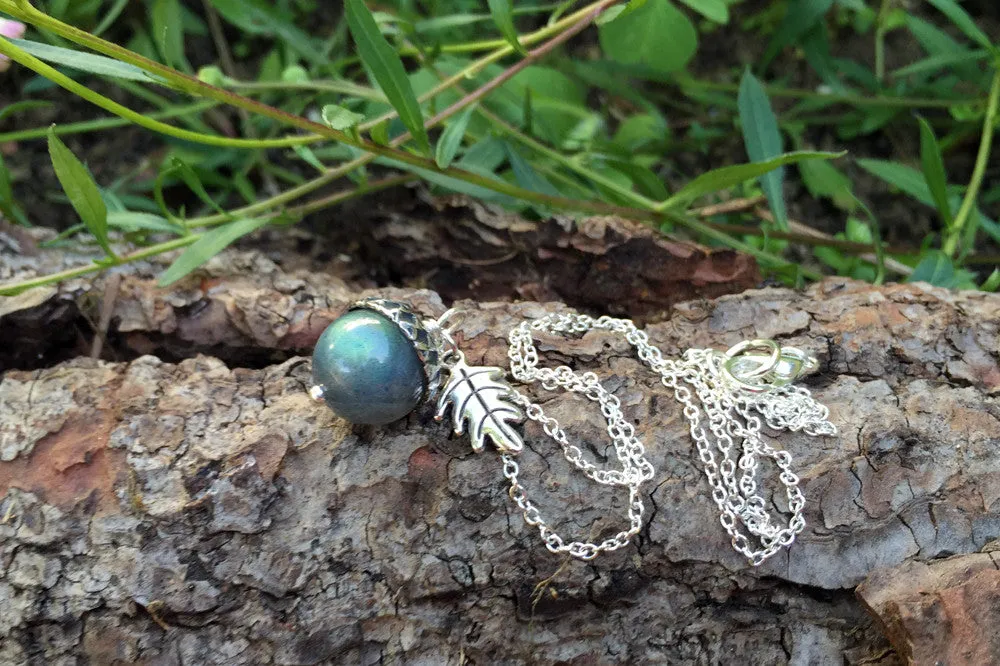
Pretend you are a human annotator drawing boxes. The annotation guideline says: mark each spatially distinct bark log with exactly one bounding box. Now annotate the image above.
[1,229,1000,665]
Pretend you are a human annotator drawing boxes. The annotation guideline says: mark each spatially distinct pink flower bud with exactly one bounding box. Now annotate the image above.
[0,19,28,73]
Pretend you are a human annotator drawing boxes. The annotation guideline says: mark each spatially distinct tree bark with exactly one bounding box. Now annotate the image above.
[1,227,999,665]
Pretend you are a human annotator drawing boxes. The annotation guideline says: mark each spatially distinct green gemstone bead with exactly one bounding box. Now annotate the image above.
[311,309,426,424]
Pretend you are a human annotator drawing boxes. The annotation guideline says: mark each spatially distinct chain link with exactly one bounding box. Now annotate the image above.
[502,312,835,565]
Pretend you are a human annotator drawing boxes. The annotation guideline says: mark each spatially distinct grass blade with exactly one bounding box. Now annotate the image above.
[917,116,953,226]
[487,0,527,55]
[346,0,431,154]
[159,218,269,286]
[47,129,113,257]
[9,38,166,84]
[760,0,833,71]
[505,143,561,197]
[738,70,787,229]
[660,151,843,210]
[107,211,185,235]
[857,158,1000,245]
[925,0,995,52]
[207,0,327,64]
[435,104,477,169]
[151,0,190,72]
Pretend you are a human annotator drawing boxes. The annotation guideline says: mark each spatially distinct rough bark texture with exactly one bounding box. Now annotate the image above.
[857,552,1000,665]
[2,221,1000,665]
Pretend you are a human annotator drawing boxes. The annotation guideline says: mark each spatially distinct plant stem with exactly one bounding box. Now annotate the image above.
[0,37,325,149]
[185,154,376,229]
[0,100,218,142]
[225,79,388,102]
[185,0,613,229]
[874,0,892,83]
[679,76,982,110]
[943,69,1000,257]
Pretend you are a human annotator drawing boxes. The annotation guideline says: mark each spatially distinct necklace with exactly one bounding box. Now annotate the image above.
[310,299,836,565]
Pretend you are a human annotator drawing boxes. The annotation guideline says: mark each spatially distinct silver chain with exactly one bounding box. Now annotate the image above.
[501,312,836,565]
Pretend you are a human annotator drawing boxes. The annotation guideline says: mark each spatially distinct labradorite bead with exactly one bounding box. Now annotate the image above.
[312,309,426,425]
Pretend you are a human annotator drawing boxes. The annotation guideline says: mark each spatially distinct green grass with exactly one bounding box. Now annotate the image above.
[0,0,997,294]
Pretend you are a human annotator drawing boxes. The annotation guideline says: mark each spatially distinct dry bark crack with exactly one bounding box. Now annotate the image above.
[1,238,999,664]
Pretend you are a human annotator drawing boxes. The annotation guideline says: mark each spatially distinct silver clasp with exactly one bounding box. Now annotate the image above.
[718,339,819,393]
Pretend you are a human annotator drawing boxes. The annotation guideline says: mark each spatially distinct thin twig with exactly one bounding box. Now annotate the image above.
[692,196,766,218]
[390,0,617,147]
[90,273,121,358]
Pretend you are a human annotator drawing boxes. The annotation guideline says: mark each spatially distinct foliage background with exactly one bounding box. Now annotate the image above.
[0,0,997,294]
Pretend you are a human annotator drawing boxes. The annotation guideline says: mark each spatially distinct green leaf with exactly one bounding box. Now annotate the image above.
[907,251,953,286]
[0,154,14,210]
[321,104,365,131]
[844,216,873,244]
[487,0,527,55]
[47,130,113,257]
[159,218,269,286]
[376,157,516,204]
[855,159,930,201]
[857,158,1000,245]
[93,0,131,37]
[346,0,430,154]
[613,113,669,152]
[906,14,966,54]
[0,100,54,124]
[505,144,561,198]
[797,158,854,210]
[107,211,185,235]
[599,0,697,74]
[0,153,28,226]
[738,70,787,229]
[596,4,629,26]
[917,116,953,227]
[169,158,226,217]
[892,49,988,78]
[904,14,984,81]
[369,119,391,146]
[152,0,190,71]
[415,13,490,32]
[662,151,844,209]
[676,0,729,23]
[981,268,1000,292]
[458,137,508,173]
[760,0,834,71]
[848,195,886,285]
[600,157,671,200]
[905,250,975,289]
[435,104,477,169]
[207,0,326,64]
[924,0,994,51]
[292,145,328,174]
[501,66,587,144]
[8,38,166,84]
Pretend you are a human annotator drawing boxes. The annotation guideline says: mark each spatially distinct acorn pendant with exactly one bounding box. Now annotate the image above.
[310,299,524,454]
[310,299,444,425]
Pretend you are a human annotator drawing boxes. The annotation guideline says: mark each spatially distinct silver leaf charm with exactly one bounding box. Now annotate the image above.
[435,359,524,454]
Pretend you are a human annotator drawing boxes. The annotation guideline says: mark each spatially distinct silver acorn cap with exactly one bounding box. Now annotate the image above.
[349,298,445,402]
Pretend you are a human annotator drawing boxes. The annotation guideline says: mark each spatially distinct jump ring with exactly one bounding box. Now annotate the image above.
[724,339,780,379]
